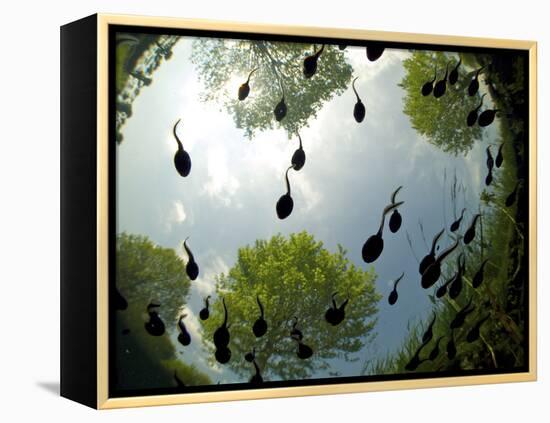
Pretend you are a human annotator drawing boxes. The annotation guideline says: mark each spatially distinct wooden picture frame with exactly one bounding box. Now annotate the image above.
[60,13,537,409]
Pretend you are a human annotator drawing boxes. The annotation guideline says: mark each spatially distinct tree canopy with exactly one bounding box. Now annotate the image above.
[116,232,190,325]
[399,51,483,155]
[114,232,211,389]
[190,39,353,139]
[201,231,380,381]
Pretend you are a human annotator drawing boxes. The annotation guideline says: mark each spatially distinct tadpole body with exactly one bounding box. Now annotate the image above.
[177,314,191,346]
[173,119,191,177]
[252,295,268,338]
[388,273,405,306]
[463,214,481,245]
[421,66,437,96]
[362,201,404,263]
[145,303,165,336]
[303,45,325,78]
[238,68,258,101]
[324,292,349,325]
[352,77,366,123]
[276,166,295,220]
[419,229,445,275]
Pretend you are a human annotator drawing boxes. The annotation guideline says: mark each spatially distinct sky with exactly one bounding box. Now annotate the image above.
[116,36,499,384]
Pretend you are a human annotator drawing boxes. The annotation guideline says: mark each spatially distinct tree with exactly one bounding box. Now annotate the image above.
[116,232,190,325]
[399,51,483,155]
[114,232,211,389]
[201,232,380,381]
[115,34,179,143]
[190,39,353,139]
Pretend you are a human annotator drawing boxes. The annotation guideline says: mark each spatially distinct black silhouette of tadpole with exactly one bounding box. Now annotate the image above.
[177,314,191,346]
[466,314,491,343]
[114,286,128,311]
[303,44,325,78]
[276,166,295,220]
[199,295,211,321]
[290,318,313,359]
[450,208,466,232]
[145,303,165,336]
[291,132,306,171]
[433,62,450,98]
[466,93,486,127]
[183,237,199,280]
[478,108,500,127]
[487,146,495,173]
[214,298,231,364]
[362,201,404,263]
[421,238,460,289]
[428,336,444,361]
[405,340,429,371]
[389,186,403,233]
[419,228,445,275]
[244,348,263,384]
[249,360,263,384]
[436,272,456,299]
[388,272,405,306]
[450,297,475,329]
[173,119,191,177]
[446,329,457,360]
[448,58,462,85]
[468,66,485,96]
[214,298,230,348]
[238,68,258,101]
[352,77,366,123]
[449,253,466,300]
[422,314,437,344]
[463,214,481,245]
[505,181,521,207]
[365,42,385,62]
[421,66,437,97]
[253,295,268,337]
[296,341,313,359]
[324,292,349,325]
[174,371,186,388]
[338,45,347,51]
[495,142,505,168]
[274,84,287,122]
[215,346,231,364]
[290,317,303,341]
[245,347,256,363]
[472,259,489,289]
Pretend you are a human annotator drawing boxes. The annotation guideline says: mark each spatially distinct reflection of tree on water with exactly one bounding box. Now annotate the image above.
[201,232,381,381]
[399,51,484,155]
[115,34,180,143]
[114,233,211,390]
[366,52,528,376]
[190,39,353,139]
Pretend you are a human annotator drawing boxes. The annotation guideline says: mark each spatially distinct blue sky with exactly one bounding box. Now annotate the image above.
[116,37,498,383]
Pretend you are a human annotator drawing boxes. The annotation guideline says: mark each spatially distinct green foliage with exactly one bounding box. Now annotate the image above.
[116,232,190,325]
[162,359,213,386]
[201,231,381,381]
[115,34,179,143]
[190,40,353,139]
[367,59,528,374]
[399,51,483,155]
[115,232,211,389]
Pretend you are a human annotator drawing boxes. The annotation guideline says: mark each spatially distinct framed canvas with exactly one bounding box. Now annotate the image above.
[60,13,537,409]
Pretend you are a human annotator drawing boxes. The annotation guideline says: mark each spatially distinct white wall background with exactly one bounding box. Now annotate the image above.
[0,0,546,421]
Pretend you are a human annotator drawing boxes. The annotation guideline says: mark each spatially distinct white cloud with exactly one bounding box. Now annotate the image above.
[188,254,230,298]
[162,200,188,233]
[202,146,240,206]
